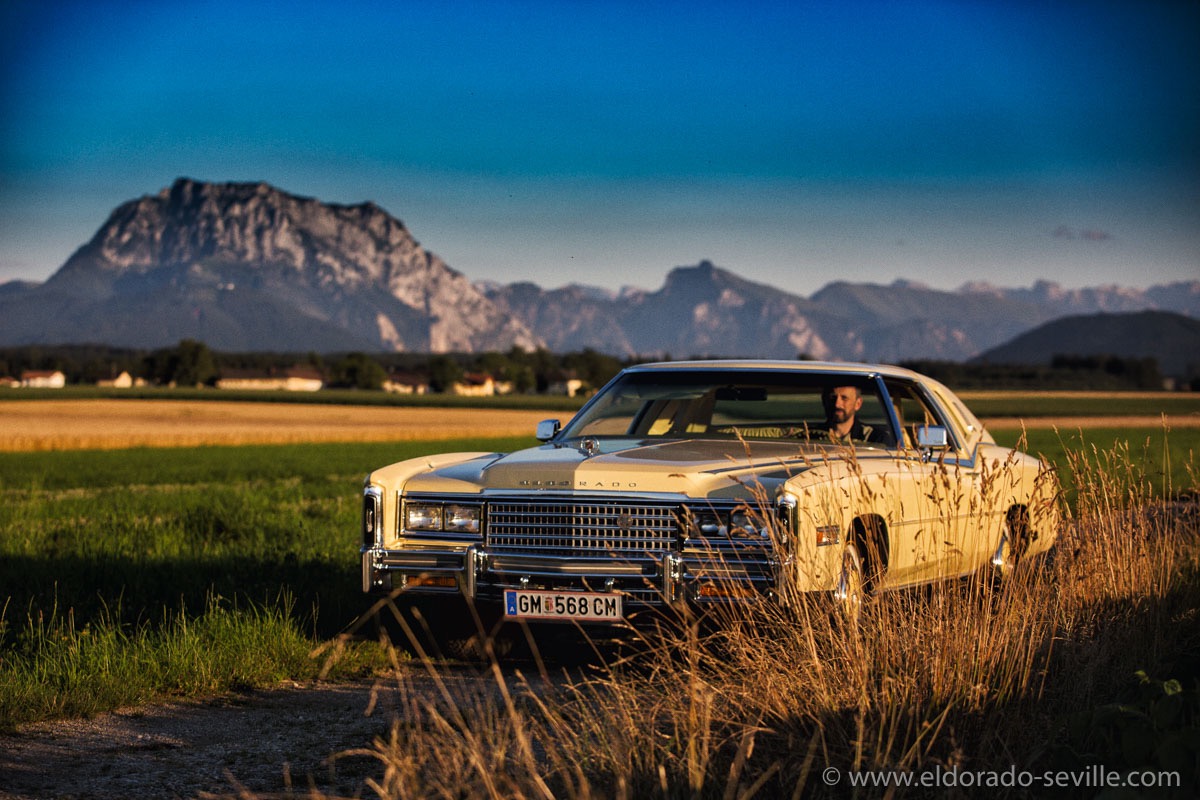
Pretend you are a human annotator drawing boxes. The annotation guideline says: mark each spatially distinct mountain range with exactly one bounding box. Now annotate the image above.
[1,178,1197,370]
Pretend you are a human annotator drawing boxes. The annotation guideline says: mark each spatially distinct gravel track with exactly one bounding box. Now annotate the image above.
[0,662,567,800]
[0,678,409,799]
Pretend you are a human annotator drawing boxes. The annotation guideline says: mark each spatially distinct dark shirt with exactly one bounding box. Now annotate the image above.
[825,418,876,446]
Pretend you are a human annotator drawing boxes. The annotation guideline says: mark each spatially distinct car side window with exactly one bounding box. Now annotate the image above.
[927,382,988,447]
[884,380,960,452]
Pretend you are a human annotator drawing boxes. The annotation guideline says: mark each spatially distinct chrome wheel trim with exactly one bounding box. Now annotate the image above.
[835,543,865,621]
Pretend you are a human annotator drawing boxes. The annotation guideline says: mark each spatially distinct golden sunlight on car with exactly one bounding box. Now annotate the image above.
[360,360,1061,628]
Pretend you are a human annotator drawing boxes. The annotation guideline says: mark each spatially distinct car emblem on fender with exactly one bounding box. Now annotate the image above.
[580,437,599,457]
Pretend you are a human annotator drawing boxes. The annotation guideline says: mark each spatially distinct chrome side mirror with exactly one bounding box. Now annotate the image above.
[535,419,561,442]
[916,425,950,449]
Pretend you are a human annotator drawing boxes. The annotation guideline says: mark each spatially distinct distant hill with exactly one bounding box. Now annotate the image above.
[975,311,1200,376]
[1,178,1197,368]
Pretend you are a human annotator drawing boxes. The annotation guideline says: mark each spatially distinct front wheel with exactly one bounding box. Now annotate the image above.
[835,541,866,622]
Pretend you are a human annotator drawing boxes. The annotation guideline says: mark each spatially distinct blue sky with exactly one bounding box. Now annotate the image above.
[1,0,1197,296]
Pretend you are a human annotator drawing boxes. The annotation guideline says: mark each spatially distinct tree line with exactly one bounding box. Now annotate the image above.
[0,341,632,394]
[0,342,1185,392]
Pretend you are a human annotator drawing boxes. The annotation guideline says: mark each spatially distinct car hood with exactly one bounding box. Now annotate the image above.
[402,437,848,499]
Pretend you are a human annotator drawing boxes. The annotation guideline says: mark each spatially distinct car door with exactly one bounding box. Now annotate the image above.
[923,381,1000,574]
[882,379,978,582]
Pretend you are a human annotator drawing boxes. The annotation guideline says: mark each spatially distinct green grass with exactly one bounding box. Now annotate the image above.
[0,437,533,490]
[0,592,388,726]
[960,391,1200,419]
[0,436,532,729]
[0,437,531,636]
[994,427,1200,503]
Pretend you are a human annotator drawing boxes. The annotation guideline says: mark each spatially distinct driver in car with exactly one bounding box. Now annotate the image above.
[821,385,878,445]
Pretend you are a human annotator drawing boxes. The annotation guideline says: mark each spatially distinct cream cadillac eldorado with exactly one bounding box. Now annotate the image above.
[360,361,1060,624]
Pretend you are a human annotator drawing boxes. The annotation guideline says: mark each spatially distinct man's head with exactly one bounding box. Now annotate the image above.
[822,385,863,429]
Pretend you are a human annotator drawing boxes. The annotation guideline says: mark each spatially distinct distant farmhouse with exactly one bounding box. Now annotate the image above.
[97,371,140,388]
[19,370,66,388]
[382,370,430,395]
[451,376,504,400]
[547,371,585,398]
[216,366,324,392]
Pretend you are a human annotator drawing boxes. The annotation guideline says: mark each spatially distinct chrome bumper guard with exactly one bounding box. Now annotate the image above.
[362,542,781,608]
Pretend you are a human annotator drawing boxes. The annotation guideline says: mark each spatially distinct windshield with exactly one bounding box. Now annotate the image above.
[561,369,896,448]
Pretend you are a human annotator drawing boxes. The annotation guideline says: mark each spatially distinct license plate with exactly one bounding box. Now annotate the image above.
[504,589,623,622]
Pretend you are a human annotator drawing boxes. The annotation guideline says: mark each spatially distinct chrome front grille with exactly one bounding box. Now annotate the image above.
[487,501,679,556]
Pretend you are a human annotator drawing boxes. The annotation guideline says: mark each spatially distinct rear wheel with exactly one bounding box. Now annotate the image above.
[991,507,1030,582]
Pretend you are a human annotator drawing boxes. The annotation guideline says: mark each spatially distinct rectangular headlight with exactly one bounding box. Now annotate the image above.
[404,503,443,531]
[444,504,482,534]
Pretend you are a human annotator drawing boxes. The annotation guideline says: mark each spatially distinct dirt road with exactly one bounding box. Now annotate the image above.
[1,680,392,799]
[0,664,563,800]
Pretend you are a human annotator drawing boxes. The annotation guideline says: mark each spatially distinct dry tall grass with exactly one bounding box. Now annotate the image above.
[320,444,1200,798]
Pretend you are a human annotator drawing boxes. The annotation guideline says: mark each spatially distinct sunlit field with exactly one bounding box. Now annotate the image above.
[1,393,1197,796]
[0,399,554,451]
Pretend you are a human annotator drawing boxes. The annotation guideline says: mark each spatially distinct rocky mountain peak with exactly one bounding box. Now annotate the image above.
[31,179,538,353]
[61,178,430,289]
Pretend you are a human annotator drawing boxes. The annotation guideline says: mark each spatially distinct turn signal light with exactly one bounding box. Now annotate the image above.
[405,575,457,589]
[816,525,840,546]
[696,581,757,599]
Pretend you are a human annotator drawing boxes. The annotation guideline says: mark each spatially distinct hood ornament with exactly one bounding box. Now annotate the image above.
[579,437,600,457]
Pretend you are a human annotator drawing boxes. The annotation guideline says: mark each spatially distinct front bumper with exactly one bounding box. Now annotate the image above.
[361,541,782,611]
